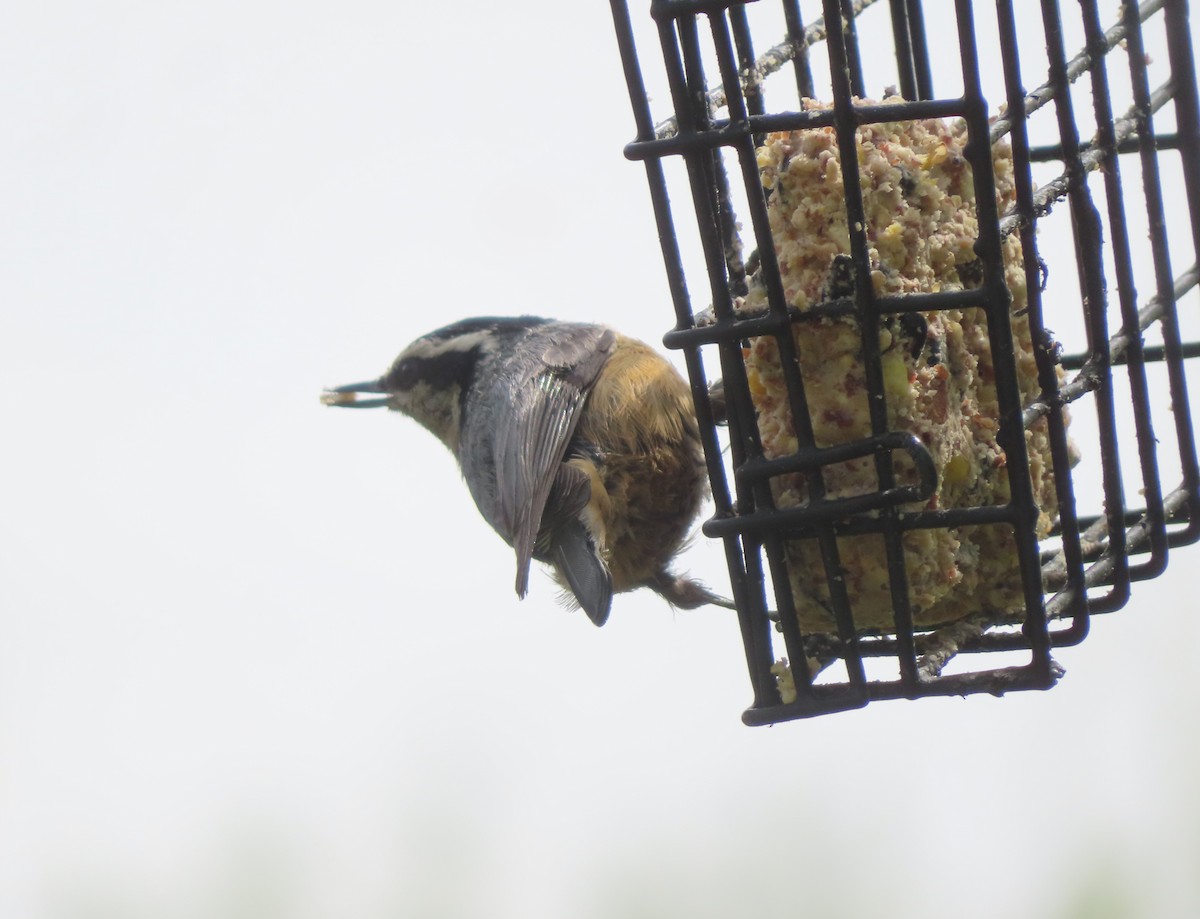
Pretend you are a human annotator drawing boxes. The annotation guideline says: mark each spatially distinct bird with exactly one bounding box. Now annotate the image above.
[321,315,730,626]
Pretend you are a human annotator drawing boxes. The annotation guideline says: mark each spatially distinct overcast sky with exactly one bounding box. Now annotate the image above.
[3,2,1199,918]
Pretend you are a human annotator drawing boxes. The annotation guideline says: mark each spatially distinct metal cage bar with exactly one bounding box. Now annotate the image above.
[608,0,1200,723]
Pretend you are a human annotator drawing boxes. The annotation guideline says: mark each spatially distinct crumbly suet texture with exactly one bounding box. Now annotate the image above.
[740,97,1063,639]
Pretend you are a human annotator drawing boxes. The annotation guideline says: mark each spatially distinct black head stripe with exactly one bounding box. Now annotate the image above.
[385,347,479,394]
[427,315,550,342]
[383,317,553,396]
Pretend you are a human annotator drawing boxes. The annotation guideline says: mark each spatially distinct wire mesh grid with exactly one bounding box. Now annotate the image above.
[608,0,1200,723]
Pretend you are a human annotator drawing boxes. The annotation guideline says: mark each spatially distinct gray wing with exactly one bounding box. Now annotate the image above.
[543,463,613,626]
[491,323,616,599]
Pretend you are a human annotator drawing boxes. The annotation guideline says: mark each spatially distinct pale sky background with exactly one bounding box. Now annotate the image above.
[3,2,1200,918]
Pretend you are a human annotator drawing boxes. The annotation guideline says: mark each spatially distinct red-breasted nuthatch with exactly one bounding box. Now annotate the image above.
[322,316,728,626]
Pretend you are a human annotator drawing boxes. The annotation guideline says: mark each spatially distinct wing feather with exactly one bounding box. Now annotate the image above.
[491,324,616,597]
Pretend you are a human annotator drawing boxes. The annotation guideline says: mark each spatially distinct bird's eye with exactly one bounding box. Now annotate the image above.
[386,359,420,391]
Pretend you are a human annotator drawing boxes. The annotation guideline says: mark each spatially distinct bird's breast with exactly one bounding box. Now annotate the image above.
[572,338,707,590]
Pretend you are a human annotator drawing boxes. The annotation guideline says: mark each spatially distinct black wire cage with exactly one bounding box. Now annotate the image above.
[608,0,1200,723]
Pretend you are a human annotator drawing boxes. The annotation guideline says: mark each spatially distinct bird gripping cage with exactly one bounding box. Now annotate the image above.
[607,0,1200,723]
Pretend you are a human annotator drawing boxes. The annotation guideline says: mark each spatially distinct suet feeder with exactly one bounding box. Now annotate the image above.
[607,0,1200,723]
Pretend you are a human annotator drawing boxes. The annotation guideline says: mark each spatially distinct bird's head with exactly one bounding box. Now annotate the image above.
[321,316,548,450]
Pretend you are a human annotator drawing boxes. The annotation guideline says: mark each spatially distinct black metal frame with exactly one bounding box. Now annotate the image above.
[608,0,1200,723]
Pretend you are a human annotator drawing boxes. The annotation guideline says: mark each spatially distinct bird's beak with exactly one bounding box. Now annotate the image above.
[320,380,393,409]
